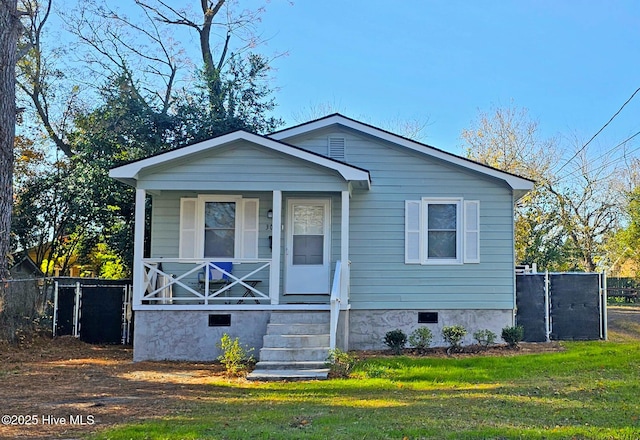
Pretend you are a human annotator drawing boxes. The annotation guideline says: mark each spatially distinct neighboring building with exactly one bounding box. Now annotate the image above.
[110,114,533,373]
[9,252,45,279]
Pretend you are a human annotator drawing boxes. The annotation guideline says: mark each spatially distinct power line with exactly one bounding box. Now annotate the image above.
[552,129,640,184]
[555,87,640,174]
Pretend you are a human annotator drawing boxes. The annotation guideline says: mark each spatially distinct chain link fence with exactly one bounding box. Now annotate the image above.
[0,278,53,344]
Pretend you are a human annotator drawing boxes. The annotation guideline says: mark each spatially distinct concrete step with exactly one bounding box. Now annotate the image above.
[253,360,328,370]
[247,368,329,381]
[263,334,330,348]
[266,323,329,335]
[259,347,329,362]
[269,311,330,325]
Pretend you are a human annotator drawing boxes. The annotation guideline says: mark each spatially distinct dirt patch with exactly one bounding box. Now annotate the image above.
[0,337,230,439]
[1,308,638,439]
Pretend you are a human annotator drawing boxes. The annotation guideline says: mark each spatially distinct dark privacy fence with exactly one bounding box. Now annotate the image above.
[516,273,606,342]
[53,279,132,344]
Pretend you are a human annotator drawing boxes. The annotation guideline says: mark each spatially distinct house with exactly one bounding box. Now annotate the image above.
[9,252,45,279]
[109,114,533,377]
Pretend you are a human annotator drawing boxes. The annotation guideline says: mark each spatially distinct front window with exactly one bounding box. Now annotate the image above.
[204,201,236,258]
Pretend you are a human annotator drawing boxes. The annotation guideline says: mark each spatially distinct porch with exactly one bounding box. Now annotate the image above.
[132,189,352,311]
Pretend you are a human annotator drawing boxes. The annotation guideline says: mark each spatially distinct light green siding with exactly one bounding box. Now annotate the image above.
[137,141,348,192]
[145,126,518,310]
[283,127,516,310]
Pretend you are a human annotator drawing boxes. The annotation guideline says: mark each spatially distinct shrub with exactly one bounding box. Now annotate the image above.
[502,325,524,348]
[216,333,254,377]
[408,327,433,351]
[326,348,358,378]
[473,329,497,348]
[383,329,407,355]
[442,325,467,351]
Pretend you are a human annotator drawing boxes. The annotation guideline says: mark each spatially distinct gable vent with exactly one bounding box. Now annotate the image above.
[328,137,346,161]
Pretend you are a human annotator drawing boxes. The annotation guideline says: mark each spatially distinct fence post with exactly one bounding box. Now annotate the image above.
[544,271,550,342]
[52,281,59,337]
[601,271,608,341]
[73,282,81,338]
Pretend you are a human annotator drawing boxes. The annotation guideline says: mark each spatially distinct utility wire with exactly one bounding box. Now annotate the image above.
[555,87,640,174]
[552,129,640,184]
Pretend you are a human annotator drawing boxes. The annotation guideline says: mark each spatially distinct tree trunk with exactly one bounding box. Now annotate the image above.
[0,0,20,278]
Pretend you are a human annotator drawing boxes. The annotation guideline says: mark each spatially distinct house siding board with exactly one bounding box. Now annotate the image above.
[137,142,348,192]
[284,129,516,310]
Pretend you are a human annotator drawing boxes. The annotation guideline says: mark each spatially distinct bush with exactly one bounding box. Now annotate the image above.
[216,333,254,376]
[383,329,407,355]
[408,327,433,351]
[442,325,467,351]
[326,348,358,378]
[473,329,497,348]
[502,325,524,348]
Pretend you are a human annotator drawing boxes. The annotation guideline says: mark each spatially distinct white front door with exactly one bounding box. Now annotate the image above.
[285,199,331,294]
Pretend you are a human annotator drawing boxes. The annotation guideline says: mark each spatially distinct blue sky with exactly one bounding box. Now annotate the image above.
[251,1,640,157]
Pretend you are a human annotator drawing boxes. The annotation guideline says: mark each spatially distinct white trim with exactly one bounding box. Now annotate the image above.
[340,190,350,306]
[109,130,370,188]
[270,115,533,195]
[269,191,282,304]
[133,303,331,311]
[133,189,146,307]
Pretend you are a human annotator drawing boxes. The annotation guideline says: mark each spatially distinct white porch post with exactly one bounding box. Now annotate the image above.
[340,190,350,307]
[269,190,282,304]
[132,188,146,307]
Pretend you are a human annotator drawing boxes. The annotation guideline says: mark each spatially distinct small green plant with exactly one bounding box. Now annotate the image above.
[442,325,467,352]
[408,327,433,351]
[216,333,254,377]
[326,348,358,378]
[473,329,497,348]
[502,325,524,348]
[383,329,407,355]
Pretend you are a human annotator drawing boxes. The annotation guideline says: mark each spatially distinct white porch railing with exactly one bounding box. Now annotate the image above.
[141,258,271,305]
[329,260,342,350]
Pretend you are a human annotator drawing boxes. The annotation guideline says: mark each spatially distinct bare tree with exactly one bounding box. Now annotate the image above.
[462,105,621,272]
[0,0,23,277]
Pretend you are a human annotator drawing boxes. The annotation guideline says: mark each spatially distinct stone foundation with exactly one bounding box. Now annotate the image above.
[133,310,270,361]
[348,309,514,350]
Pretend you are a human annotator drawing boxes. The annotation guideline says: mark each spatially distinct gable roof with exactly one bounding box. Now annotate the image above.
[270,114,535,200]
[109,130,371,189]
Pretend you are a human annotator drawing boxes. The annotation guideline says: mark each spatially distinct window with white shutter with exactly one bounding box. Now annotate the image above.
[404,198,480,265]
[179,196,259,259]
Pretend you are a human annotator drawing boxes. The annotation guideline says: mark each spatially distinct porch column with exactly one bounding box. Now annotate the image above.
[132,188,146,307]
[340,190,350,307]
[269,190,282,304]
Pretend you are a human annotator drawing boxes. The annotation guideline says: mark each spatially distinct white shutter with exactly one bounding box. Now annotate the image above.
[241,198,259,258]
[179,198,198,258]
[405,200,421,264]
[463,200,480,263]
[328,137,346,161]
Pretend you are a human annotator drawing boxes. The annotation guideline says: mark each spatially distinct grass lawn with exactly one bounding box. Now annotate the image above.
[89,340,640,440]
